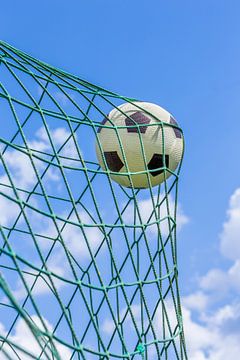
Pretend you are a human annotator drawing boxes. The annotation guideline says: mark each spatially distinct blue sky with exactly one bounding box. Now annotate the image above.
[1,0,240,359]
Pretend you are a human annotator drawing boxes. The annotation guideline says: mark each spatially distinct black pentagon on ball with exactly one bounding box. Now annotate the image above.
[125,111,150,133]
[97,116,109,133]
[104,151,124,172]
[147,154,169,177]
[170,116,182,139]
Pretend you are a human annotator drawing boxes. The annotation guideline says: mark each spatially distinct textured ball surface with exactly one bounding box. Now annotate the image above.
[95,102,183,188]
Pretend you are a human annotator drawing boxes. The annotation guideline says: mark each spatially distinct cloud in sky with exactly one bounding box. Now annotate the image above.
[0,315,72,359]
[53,90,77,108]
[182,302,240,360]
[41,210,104,263]
[12,261,66,301]
[0,186,22,227]
[36,126,79,161]
[0,124,80,231]
[180,187,240,359]
[8,208,104,301]
[123,194,189,237]
[220,188,240,261]
[199,261,240,296]
[101,296,240,360]
[0,125,78,194]
[0,126,88,302]
[197,187,240,298]
[183,291,209,312]
[102,303,146,336]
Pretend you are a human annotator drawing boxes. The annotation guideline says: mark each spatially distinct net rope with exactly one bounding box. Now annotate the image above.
[0,41,188,360]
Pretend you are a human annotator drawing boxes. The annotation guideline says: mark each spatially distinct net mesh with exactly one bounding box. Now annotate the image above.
[0,41,188,360]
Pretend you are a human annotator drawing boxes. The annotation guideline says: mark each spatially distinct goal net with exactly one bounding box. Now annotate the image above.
[0,41,188,360]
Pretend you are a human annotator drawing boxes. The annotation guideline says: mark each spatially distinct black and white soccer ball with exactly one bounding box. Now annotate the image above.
[95,102,183,188]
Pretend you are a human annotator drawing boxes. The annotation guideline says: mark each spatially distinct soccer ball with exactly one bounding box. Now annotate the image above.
[95,101,183,188]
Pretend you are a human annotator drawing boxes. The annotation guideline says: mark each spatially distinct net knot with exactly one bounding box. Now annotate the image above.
[137,343,145,354]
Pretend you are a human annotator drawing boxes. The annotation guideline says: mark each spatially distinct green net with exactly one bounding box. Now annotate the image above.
[0,41,188,360]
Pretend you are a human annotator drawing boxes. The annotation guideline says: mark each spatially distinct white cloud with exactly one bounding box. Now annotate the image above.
[102,304,143,336]
[2,150,40,189]
[61,212,103,259]
[0,321,6,337]
[180,305,217,359]
[0,186,104,301]
[176,202,190,231]
[123,194,189,237]
[227,260,240,291]
[183,291,209,312]
[182,187,240,359]
[0,125,80,229]
[10,208,104,300]
[0,315,72,359]
[0,128,60,192]
[12,261,66,301]
[183,301,240,360]
[36,126,79,164]
[44,210,104,262]
[54,91,75,107]
[0,187,21,227]
[199,268,229,293]
[0,126,78,193]
[102,317,115,335]
[220,188,240,261]
[102,297,240,360]
[150,299,240,360]
[2,302,240,360]
[197,188,240,298]
[199,261,240,296]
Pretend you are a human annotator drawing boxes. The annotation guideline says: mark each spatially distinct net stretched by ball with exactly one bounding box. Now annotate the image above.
[0,41,188,359]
